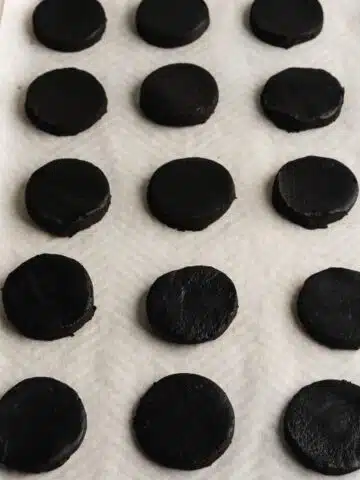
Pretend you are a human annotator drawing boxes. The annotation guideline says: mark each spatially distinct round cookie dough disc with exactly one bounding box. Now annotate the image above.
[25,68,108,136]
[136,0,210,48]
[140,63,219,126]
[261,68,344,132]
[26,159,111,237]
[284,380,360,475]
[146,266,238,344]
[2,254,95,340]
[250,0,323,49]
[133,373,235,470]
[147,158,235,231]
[0,377,87,473]
[33,0,107,52]
[272,156,358,229]
[298,268,360,349]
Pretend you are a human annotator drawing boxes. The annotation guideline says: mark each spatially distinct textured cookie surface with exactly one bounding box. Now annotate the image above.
[272,156,358,229]
[146,266,238,343]
[140,63,218,126]
[250,0,323,48]
[133,373,235,470]
[136,0,210,48]
[261,68,344,131]
[298,268,360,349]
[26,159,111,237]
[33,0,107,52]
[147,158,235,231]
[0,377,86,473]
[284,380,360,475]
[2,254,95,340]
[25,68,107,136]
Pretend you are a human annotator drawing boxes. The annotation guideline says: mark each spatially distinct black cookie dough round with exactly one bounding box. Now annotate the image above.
[261,68,344,132]
[2,254,95,340]
[136,0,210,48]
[140,63,218,126]
[272,156,358,229]
[33,0,107,52]
[25,68,107,136]
[147,158,235,231]
[133,373,235,470]
[146,266,238,344]
[284,380,360,475]
[250,0,323,49]
[0,377,86,473]
[26,159,111,237]
[297,268,360,349]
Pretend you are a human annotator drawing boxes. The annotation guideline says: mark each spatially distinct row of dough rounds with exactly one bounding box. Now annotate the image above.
[32,0,324,52]
[4,253,360,351]
[21,155,360,235]
[25,63,345,134]
[2,373,360,475]
[3,0,358,475]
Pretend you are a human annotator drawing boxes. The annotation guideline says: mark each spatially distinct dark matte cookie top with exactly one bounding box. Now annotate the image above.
[136,0,210,48]
[147,158,236,231]
[33,0,107,52]
[133,373,235,470]
[140,63,219,126]
[261,68,344,132]
[298,268,360,349]
[0,377,87,473]
[2,254,95,340]
[26,159,111,237]
[250,0,323,49]
[272,156,358,229]
[25,68,107,136]
[284,380,360,475]
[146,266,238,344]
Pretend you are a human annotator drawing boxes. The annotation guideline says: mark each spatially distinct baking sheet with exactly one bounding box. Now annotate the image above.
[1,0,360,478]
